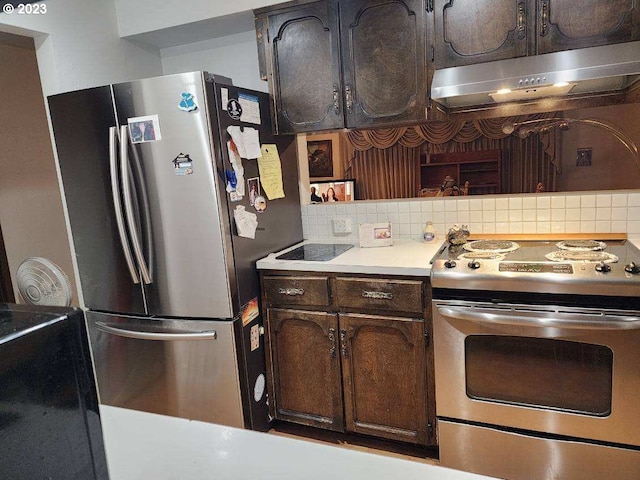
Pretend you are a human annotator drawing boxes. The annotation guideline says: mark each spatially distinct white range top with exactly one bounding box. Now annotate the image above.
[256,239,445,276]
[100,406,494,480]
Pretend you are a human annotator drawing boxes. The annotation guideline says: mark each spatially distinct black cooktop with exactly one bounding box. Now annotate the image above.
[276,243,354,262]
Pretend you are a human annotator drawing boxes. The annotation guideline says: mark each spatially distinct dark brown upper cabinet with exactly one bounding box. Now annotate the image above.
[536,0,640,54]
[339,0,429,129]
[434,0,532,69]
[434,0,640,69]
[257,0,429,133]
[267,2,344,133]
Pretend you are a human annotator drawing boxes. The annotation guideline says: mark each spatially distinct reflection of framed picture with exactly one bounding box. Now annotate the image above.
[307,140,333,178]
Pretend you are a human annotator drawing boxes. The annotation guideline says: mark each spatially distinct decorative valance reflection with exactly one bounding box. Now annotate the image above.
[343,113,560,201]
[345,114,554,150]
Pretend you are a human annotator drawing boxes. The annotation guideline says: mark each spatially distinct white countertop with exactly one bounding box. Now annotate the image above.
[100,406,494,480]
[256,239,445,276]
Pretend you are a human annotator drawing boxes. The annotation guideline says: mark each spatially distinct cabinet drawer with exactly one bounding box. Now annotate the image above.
[334,278,423,314]
[263,276,330,306]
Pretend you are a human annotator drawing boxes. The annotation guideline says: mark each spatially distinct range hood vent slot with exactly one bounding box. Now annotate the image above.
[431,41,640,109]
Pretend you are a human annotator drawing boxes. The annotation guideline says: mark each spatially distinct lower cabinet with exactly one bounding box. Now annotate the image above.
[340,313,428,445]
[267,308,344,432]
[262,272,435,447]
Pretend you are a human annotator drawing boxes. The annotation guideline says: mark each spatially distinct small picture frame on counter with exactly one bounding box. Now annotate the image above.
[359,222,393,248]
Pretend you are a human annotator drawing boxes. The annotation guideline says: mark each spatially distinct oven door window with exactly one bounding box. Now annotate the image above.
[465,336,613,416]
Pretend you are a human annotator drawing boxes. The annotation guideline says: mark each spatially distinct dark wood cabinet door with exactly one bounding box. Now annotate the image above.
[340,0,428,128]
[268,2,344,133]
[267,308,343,431]
[536,0,640,54]
[339,313,429,445]
[434,0,531,68]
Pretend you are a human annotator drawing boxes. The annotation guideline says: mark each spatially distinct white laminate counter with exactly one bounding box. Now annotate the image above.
[256,239,445,276]
[100,406,494,480]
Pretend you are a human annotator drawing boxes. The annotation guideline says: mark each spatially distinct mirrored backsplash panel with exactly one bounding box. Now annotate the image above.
[302,190,640,242]
[319,103,640,201]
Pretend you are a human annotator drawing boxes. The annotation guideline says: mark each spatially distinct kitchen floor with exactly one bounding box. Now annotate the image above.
[268,422,440,465]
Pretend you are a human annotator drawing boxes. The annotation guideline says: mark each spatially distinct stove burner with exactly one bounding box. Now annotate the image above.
[545,250,619,263]
[463,240,520,253]
[556,240,607,251]
[457,252,506,261]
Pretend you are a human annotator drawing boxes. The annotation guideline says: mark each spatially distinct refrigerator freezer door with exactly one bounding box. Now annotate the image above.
[86,311,245,428]
[112,72,234,318]
[48,86,146,315]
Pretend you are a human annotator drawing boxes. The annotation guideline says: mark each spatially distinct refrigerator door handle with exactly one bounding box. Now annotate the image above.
[95,321,217,341]
[109,126,140,284]
[120,125,152,285]
[129,146,154,281]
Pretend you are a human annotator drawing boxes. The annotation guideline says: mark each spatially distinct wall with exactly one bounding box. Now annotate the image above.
[0,38,78,303]
[559,103,640,192]
[161,30,267,92]
[302,190,640,242]
[0,0,163,96]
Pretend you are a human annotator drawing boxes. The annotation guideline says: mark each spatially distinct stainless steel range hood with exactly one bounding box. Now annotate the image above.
[431,41,640,109]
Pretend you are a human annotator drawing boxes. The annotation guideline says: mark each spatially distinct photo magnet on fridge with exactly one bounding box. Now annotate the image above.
[128,114,162,143]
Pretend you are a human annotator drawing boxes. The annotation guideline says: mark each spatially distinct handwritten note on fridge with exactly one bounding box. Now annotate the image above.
[257,144,285,200]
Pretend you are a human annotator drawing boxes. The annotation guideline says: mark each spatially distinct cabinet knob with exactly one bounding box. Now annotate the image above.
[328,327,337,358]
[340,328,348,357]
[517,2,526,40]
[540,0,549,37]
[345,84,353,114]
[332,84,340,115]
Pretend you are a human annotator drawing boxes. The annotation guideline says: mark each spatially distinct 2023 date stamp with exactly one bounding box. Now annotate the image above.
[2,2,47,14]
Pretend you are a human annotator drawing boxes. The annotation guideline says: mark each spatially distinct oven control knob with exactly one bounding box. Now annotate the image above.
[595,262,611,273]
[624,262,640,274]
[444,259,457,269]
[468,261,481,270]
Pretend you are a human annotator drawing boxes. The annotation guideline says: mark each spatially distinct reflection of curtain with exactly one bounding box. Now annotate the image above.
[349,144,420,200]
[344,114,559,198]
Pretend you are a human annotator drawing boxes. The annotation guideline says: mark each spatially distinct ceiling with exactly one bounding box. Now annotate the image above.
[122,10,256,50]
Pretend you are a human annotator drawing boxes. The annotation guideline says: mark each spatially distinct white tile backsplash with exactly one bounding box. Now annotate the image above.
[300,191,640,241]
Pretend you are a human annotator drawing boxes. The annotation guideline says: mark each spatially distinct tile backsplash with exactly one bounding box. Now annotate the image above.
[302,190,640,241]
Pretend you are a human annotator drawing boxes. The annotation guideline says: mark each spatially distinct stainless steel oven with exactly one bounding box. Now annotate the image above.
[431,239,640,480]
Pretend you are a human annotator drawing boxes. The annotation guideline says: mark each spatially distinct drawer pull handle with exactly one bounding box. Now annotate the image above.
[329,327,336,358]
[361,290,393,300]
[278,287,305,296]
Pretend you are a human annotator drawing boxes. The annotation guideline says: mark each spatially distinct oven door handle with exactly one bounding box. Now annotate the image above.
[437,306,640,331]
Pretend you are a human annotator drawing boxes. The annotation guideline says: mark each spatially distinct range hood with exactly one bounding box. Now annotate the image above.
[431,41,640,109]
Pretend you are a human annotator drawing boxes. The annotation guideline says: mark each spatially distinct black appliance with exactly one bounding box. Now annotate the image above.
[0,303,108,479]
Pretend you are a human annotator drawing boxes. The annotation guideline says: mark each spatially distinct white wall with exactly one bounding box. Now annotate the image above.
[115,0,289,38]
[0,0,163,95]
[161,30,267,92]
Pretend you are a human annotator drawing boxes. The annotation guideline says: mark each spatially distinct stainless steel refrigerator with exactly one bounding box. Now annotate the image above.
[48,71,303,431]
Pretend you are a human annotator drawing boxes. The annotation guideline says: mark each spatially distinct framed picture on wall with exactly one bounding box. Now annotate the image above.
[307,140,333,177]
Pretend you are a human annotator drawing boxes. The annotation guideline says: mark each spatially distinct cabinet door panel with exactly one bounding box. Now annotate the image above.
[267,308,343,431]
[340,0,428,127]
[269,2,343,133]
[340,313,428,445]
[434,0,530,68]
[537,0,640,53]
